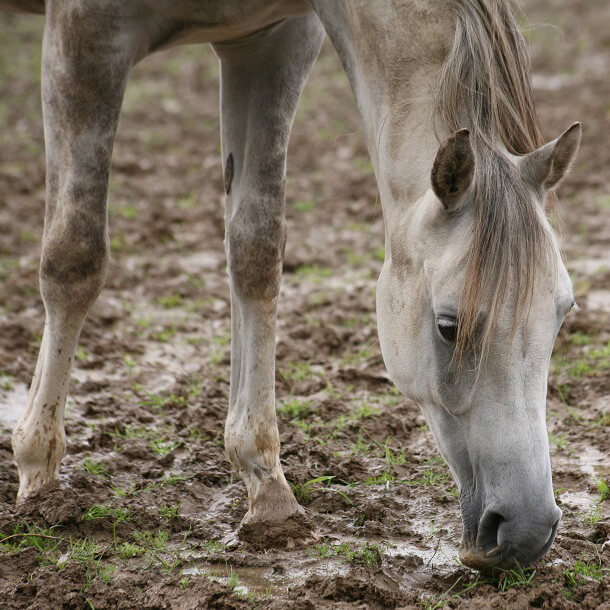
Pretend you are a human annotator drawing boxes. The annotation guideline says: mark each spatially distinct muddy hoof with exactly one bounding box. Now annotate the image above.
[238,510,318,550]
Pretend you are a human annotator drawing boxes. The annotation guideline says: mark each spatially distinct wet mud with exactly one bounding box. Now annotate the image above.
[0,1,608,607]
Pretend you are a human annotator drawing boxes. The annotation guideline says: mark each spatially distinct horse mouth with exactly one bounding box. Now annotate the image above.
[459,543,509,573]
[459,517,560,573]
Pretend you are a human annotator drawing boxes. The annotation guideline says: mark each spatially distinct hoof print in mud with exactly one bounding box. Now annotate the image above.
[238,512,318,550]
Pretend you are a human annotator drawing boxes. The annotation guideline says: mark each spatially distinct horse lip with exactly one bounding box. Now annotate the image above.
[459,543,509,573]
[486,545,502,558]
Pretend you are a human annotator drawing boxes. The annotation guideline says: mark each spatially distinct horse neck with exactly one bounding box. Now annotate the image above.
[313,0,456,212]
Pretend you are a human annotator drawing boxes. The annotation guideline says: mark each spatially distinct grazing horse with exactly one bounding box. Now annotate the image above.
[5,0,580,571]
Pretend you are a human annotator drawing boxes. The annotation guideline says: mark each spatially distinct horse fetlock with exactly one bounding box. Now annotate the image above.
[224,422,300,523]
[241,468,302,525]
[224,423,279,478]
[12,420,66,500]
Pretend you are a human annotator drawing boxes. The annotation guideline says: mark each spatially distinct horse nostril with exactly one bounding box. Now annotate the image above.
[476,510,506,552]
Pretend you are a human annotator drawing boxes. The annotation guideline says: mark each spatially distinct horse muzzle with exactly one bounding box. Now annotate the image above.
[459,505,561,572]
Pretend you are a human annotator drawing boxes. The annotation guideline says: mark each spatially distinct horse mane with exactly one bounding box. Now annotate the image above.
[434,0,555,365]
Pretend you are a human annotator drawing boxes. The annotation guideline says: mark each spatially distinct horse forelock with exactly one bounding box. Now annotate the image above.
[433,0,557,365]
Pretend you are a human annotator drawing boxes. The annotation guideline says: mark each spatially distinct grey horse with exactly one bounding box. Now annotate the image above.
[4,0,580,571]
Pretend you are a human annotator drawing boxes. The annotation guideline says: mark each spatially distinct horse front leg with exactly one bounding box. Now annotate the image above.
[214,15,324,533]
[12,3,141,500]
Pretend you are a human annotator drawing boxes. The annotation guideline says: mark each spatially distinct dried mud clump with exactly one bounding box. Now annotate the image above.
[239,512,317,551]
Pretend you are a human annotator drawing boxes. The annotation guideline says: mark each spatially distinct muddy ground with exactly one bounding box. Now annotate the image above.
[0,1,608,608]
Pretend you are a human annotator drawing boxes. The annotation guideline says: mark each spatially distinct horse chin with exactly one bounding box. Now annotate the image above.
[458,541,509,573]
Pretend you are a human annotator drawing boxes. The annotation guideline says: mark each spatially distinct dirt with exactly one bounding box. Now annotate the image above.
[0,1,608,608]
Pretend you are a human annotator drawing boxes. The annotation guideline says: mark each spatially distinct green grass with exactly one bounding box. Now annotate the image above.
[353,402,380,420]
[424,565,537,609]
[311,541,382,567]
[97,563,116,584]
[139,391,188,410]
[70,538,104,563]
[279,361,316,384]
[495,565,536,593]
[592,412,610,427]
[278,398,311,421]
[291,198,316,213]
[151,326,177,343]
[596,477,609,501]
[350,433,372,456]
[118,542,145,559]
[203,540,226,554]
[158,503,181,521]
[82,458,110,477]
[133,530,170,551]
[0,523,61,554]
[555,341,610,380]
[150,437,182,457]
[82,503,131,524]
[0,373,14,391]
[570,331,592,346]
[363,452,460,501]
[228,566,239,590]
[115,204,139,220]
[290,475,352,506]
[157,294,183,308]
[292,264,333,282]
[564,555,607,588]
[111,423,183,458]
[361,437,407,485]
[582,503,602,526]
[548,431,569,451]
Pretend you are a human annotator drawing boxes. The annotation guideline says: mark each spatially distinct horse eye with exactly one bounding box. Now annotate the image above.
[437,317,458,343]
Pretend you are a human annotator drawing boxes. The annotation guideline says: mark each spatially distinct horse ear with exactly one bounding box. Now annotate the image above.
[431,129,475,209]
[520,122,582,192]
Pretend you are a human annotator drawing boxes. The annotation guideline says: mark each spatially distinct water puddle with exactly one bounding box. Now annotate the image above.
[181,557,350,597]
[0,382,27,429]
[384,536,460,572]
[576,446,608,478]
[555,445,607,513]
[183,563,278,596]
[559,490,596,513]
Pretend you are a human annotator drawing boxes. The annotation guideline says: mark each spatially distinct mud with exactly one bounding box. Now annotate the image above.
[0,1,608,608]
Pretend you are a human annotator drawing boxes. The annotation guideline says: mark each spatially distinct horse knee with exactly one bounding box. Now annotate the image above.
[227,200,286,301]
[40,214,108,312]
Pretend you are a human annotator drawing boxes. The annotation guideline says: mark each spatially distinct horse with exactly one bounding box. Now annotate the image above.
[3,0,580,572]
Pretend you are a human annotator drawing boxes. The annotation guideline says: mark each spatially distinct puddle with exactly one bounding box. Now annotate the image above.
[384,536,460,571]
[576,446,608,478]
[555,444,609,482]
[555,445,607,513]
[0,382,27,429]
[181,558,350,597]
[559,490,597,513]
[183,563,278,596]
